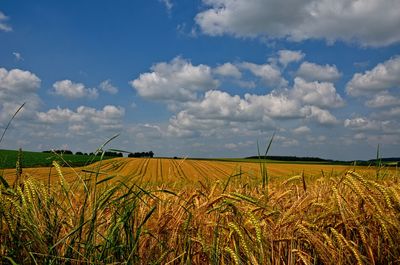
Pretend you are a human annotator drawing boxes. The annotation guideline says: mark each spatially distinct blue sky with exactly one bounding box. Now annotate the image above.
[1,0,400,160]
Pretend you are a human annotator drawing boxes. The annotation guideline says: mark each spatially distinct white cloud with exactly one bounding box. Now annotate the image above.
[344,117,381,131]
[130,57,219,102]
[195,0,400,47]
[13,52,23,61]
[0,68,40,93]
[245,93,307,119]
[278,50,305,67]
[241,62,288,88]
[274,135,299,147]
[305,106,339,125]
[293,125,311,134]
[167,90,307,138]
[52,80,99,99]
[168,110,228,138]
[0,11,12,32]
[346,56,400,96]
[185,90,307,121]
[183,90,251,121]
[234,80,256,89]
[344,117,400,138]
[167,85,342,138]
[214,63,242,78]
[37,105,125,131]
[365,92,400,108]
[0,68,41,122]
[224,143,238,150]
[99,79,118,94]
[159,0,173,12]
[380,107,400,118]
[37,107,79,123]
[297,62,341,82]
[353,133,366,140]
[292,77,344,108]
[127,123,164,141]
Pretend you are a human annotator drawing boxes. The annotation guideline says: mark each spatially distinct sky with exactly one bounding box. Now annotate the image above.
[1,0,400,160]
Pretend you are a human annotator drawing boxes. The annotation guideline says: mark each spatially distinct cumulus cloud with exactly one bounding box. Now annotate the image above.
[241,62,288,88]
[130,57,219,102]
[346,56,400,96]
[167,85,341,138]
[131,56,343,142]
[344,117,381,131]
[37,105,125,131]
[0,68,40,93]
[168,111,228,138]
[52,80,99,99]
[305,106,338,125]
[274,135,299,147]
[127,123,164,141]
[182,90,252,121]
[344,117,400,137]
[167,90,306,138]
[214,63,242,78]
[0,11,12,32]
[379,107,400,118]
[245,93,308,119]
[292,77,344,108]
[365,92,400,108]
[234,80,256,89]
[0,68,41,122]
[99,79,118,94]
[186,90,307,121]
[293,125,311,134]
[278,50,305,67]
[296,62,341,82]
[195,0,400,47]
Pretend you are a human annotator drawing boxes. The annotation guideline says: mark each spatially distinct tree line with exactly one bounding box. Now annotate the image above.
[128,151,154,158]
[42,150,155,158]
[42,150,123,157]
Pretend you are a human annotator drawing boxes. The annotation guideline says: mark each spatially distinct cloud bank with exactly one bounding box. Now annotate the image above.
[195,0,400,47]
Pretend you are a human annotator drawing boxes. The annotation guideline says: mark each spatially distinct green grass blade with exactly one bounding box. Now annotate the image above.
[0,102,25,146]
[0,175,10,188]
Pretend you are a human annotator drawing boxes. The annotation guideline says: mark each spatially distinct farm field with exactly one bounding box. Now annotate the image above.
[1,157,392,185]
[1,157,400,264]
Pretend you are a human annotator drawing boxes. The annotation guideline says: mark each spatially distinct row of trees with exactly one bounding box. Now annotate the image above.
[42,150,74,155]
[42,150,123,157]
[128,151,154,158]
[42,150,155,158]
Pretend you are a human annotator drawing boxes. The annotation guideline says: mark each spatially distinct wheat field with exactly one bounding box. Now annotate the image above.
[1,157,400,264]
[1,157,391,184]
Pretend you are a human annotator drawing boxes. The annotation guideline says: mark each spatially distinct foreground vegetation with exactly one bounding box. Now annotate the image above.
[1,156,400,264]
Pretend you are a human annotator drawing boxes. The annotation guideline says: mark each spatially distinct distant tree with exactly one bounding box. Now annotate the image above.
[76,151,83,155]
